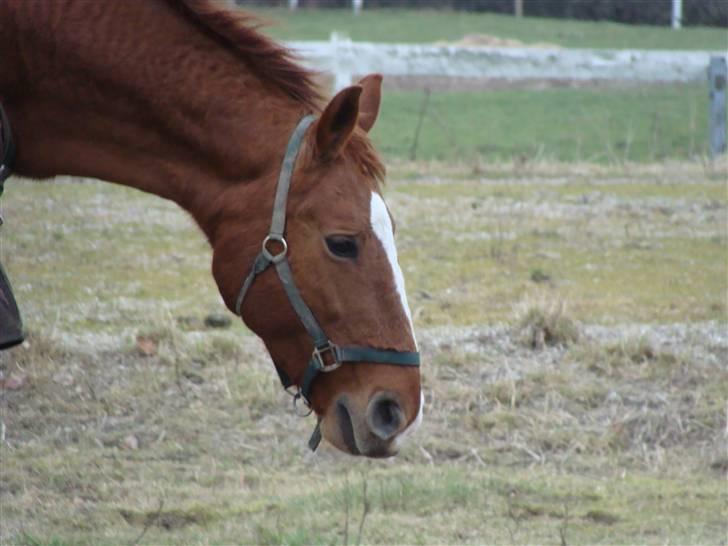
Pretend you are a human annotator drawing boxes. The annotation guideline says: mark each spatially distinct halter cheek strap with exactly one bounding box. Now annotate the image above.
[234,115,420,451]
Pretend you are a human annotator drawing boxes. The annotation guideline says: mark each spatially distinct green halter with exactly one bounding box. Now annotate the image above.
[234,115,420,451]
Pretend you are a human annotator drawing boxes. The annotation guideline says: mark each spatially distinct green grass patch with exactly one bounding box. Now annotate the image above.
[392,177,726,202]
[3,166,725,335]
[399,231,726,325]
[249,7,727,50]
[6,462,725,544]
[389,170,726,325]
[1,180,247,339]
[372,84,709,163]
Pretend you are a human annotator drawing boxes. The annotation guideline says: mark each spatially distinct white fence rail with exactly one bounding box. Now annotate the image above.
[287,36,728,91]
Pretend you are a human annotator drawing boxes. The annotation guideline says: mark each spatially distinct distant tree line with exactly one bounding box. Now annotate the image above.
[239,0,727,27]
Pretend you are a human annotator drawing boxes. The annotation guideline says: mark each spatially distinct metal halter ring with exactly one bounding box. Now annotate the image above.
[262,234,288,263]
[292,391,313,417]
[312,343,342,373]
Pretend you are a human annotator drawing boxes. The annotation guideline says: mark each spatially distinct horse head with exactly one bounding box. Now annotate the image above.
[212,75,422,457]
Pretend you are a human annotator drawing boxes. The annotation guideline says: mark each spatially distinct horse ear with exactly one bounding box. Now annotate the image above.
[316,85,363,159]
[357,74,383,132]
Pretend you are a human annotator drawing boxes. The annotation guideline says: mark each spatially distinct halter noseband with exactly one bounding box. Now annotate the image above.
[234,115,420,451]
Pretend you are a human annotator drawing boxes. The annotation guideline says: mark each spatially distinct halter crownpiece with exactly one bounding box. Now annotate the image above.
[234,114,420,451]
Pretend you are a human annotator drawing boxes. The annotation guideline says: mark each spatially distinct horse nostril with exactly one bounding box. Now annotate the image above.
[366,394,404,441]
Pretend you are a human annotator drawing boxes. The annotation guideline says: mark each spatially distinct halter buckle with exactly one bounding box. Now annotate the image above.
[262,234,288,263]
[312,342,341,372]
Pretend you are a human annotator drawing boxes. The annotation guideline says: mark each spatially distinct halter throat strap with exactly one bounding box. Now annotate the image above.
[233,115,420,451]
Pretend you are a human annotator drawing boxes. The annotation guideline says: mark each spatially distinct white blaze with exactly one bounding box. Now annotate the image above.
[369,192,416,344]
[370,191,424,436]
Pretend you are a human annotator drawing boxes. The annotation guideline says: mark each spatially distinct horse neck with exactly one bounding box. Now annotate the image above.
[0,0,306,241]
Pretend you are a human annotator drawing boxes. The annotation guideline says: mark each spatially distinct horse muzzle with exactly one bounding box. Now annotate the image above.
[323,391,422,457]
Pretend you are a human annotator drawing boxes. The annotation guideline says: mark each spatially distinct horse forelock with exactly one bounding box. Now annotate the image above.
[345,131,386,187]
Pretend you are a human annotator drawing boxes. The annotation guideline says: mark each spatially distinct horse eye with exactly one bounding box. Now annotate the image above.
[325,236,358,259]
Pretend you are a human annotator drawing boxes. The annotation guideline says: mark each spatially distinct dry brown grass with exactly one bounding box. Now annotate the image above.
[514,298,580,349]
[389,155,728,181]
[1,162,726,544]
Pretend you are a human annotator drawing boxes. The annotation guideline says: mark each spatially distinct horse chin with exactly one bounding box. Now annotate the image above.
[335,400,362,455]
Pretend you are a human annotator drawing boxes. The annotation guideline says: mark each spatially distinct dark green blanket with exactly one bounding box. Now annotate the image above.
[0,259,23,350]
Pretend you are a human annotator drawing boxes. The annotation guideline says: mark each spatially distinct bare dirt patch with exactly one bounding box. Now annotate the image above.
[438,33,561,49]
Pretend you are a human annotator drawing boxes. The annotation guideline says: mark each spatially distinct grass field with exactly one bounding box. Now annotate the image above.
[372,84,709,163]
[238,7,723,164]
[245,7,728,50]
[1,159,726,544]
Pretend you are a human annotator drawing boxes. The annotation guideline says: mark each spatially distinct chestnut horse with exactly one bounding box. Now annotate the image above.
[0,0,422,457]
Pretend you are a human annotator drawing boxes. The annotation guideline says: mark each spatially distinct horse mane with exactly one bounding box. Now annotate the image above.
[174,0,321,108]
[174,0,385,184]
